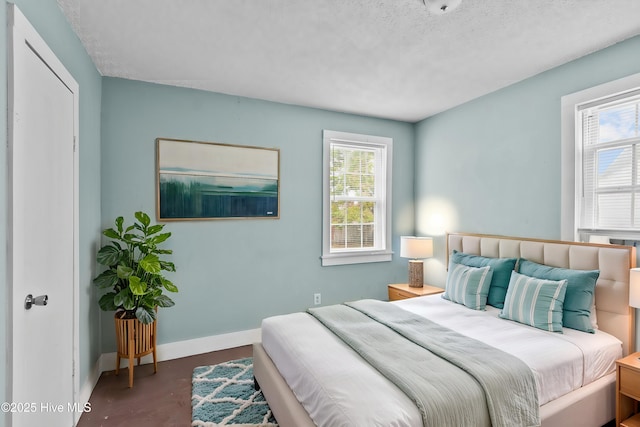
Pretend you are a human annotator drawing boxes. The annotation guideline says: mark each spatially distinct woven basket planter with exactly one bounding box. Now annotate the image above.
[114,314,157,387]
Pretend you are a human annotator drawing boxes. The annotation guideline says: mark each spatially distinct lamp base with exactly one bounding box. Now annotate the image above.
[408,260,424,288]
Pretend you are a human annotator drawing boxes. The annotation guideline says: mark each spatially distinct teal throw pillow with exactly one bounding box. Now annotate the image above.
[518,259,599,333]
[500,271,567,333]
[451,250,517,309]
[442,262,493,310]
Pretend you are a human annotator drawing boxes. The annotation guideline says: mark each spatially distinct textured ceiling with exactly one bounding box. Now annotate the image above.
[57,0,640,122]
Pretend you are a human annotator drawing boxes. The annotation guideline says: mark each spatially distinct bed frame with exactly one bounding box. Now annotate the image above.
[253,232,637,427]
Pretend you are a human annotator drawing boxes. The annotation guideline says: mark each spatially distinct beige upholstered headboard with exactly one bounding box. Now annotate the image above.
[447,232,637,356]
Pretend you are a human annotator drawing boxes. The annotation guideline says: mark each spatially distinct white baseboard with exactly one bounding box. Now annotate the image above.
[76,359,102,424]
[97,327,261,374]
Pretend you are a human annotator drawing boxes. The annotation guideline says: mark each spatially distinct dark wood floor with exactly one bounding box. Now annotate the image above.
[77,345,252,427]
[77,345,619,427]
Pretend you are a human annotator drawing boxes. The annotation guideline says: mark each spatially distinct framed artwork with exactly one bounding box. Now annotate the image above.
[156,138,280,220]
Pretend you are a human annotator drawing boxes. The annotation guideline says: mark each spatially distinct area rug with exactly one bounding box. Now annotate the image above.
[192,357,278,427]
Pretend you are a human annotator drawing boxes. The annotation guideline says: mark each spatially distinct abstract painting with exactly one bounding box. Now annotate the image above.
[156,138,280,220]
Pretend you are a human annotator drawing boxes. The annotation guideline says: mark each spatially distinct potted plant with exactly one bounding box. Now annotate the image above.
[93,211,179,386]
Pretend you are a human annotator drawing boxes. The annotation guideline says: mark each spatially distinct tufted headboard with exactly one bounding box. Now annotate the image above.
[447,232,637,356]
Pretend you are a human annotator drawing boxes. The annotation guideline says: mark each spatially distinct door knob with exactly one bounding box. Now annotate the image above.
[24,294,48,310]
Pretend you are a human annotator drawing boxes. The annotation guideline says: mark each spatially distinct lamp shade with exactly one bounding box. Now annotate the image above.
[630,268,640,308]
[400,236,433,259]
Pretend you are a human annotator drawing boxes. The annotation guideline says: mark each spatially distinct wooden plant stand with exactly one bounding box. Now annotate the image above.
[114,314,157,387]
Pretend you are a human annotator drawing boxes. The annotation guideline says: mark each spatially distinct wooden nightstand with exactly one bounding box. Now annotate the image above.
[617,353,640,426]
[388,283,443,301]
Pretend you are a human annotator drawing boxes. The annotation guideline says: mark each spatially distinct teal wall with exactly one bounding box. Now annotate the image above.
[414,35,640,286]
[99,78,414,351]
[1,1,102,425]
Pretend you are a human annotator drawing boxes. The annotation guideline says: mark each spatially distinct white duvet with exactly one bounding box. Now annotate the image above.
[260,294,622,427]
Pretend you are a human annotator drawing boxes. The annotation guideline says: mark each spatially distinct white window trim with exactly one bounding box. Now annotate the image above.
[561,72,640,241]
[321,130,393,266]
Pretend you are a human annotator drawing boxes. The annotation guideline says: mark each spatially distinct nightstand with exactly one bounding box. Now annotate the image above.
[388,283,443,301]
[617,352,640,426]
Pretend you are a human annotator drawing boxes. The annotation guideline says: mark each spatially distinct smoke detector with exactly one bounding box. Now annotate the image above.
[422,0,462,14]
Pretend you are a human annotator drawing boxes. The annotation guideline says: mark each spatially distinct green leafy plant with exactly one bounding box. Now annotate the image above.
[93,211,178,324]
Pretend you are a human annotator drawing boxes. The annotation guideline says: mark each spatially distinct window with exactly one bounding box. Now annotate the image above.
[321,130,392,266]
[561,72,640,241]
[579,93,640,231]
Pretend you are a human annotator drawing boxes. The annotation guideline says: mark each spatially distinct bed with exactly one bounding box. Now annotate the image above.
[253,232,637,426]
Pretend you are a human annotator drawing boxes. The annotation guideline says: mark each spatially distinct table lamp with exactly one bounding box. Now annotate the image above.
[400,236,433,288]
[631,268,640,357]
[630,268,640,310]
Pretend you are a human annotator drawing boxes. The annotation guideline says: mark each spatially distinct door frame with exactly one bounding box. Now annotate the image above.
[7,4,80,424]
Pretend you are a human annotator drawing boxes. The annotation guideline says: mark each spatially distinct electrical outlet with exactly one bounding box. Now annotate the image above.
[314,293,321,305]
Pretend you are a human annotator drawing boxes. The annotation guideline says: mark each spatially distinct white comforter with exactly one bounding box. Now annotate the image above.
[261,294,622,427]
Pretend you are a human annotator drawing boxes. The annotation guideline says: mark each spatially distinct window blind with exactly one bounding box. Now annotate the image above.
[329,142,385,251]
[578,89,640,231]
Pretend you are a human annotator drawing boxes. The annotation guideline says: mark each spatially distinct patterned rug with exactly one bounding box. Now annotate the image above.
[191,357,278,427]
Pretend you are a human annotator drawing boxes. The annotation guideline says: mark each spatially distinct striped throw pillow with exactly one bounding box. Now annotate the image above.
[442,262,493,310]
[451,250,517,309]
[499,271,568,333]
[518,259,598,333]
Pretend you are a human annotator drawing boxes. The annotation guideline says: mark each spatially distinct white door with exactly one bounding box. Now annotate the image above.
[8,6,79,427]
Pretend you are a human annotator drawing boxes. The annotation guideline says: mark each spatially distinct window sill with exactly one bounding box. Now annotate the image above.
[321,251,393,266]
[578,228,640,242]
